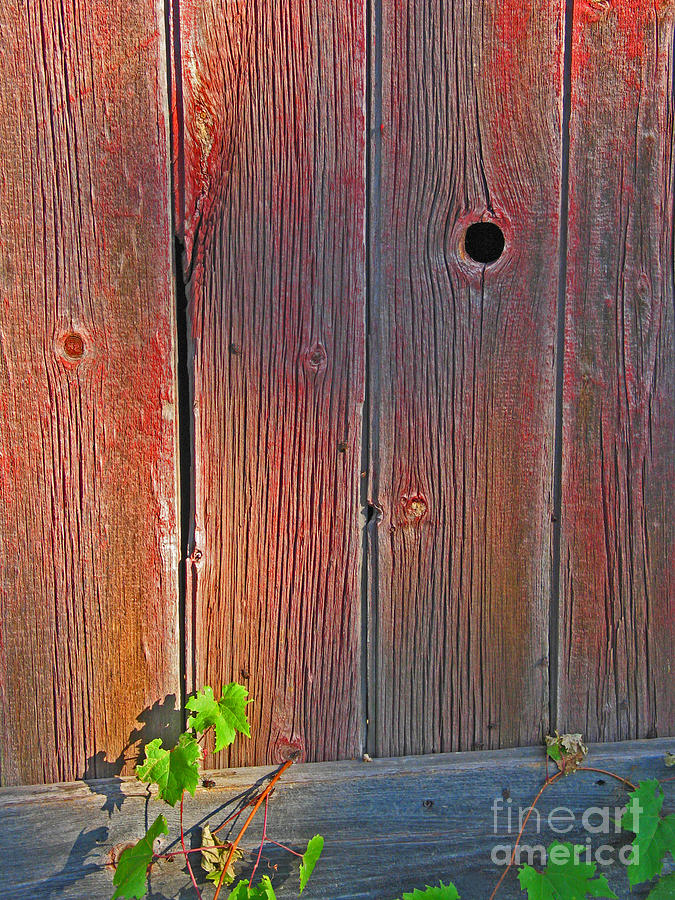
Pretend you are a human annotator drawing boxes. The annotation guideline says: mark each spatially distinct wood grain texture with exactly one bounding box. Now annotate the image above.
[180,0,366,765]
[557,1,675,740]
[368,1,564,755]
[0,739,672,898]
[0,0,180,783]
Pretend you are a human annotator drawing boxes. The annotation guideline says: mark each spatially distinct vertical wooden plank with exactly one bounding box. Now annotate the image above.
[558,1,675,740]
[0,0,180,783]
[180,0,366,765]
[369,2,564,755]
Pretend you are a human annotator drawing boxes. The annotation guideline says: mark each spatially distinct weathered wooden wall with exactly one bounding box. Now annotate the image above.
[0,0,180,783]
[557,0,675,741]
[179,0,367,767]
[0,0,672,785]
[366,0,563,757]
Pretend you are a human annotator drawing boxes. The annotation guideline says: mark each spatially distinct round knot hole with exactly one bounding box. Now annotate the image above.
[464,222,505,264]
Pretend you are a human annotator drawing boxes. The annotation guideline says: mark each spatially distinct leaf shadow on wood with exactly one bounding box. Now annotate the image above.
[26,826,110,898]
[82,753,126,816]
[84,694,182,816]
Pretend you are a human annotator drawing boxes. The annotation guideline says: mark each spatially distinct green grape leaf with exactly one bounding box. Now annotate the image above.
[135,734,201,807]
[518,842,617,899]
[398,882,460,899]
[111,814,167,899]
[546,742,562,762]
[647,873,675,899]
[226,876,276,899]
[622,780,675,886]
[186,683,252,752]
[200,823,243,885]
[299,834,324,893]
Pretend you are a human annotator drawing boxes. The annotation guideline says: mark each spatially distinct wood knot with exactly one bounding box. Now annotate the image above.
[399,494,429,526]
[58,330,87,369]
[274,735,304,763]
[107,842,135,871]
[304,342,327,373]
[63,332,84,358]
[637,273,651,298]
[585,0,610,18]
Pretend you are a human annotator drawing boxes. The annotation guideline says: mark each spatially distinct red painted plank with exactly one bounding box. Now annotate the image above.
[0,0,180,783]
[180,0,366,765]
[368,1,564,754]
[558,1,675,740]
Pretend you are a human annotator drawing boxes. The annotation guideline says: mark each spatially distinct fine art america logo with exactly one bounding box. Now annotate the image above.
[490,795,643,867]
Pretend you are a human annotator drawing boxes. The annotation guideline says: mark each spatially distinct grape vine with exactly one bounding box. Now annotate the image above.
[108,689,673,900]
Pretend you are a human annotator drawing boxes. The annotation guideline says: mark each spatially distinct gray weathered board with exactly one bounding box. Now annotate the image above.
[0,740,672,899]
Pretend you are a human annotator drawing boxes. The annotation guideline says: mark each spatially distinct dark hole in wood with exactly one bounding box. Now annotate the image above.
[596,779,606,786]
[464,222,505,264]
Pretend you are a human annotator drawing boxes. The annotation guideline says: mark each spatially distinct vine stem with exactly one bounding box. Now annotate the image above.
[212,760,294,900]
[487,761,639,900]
[212,794,261,836]
[576,766,636,791]
[154,845,233,859]
[181,790,203,900]
[487,771,563,900]
[266,838,303,859]
[249,795,269,886]
[197,725,212,747]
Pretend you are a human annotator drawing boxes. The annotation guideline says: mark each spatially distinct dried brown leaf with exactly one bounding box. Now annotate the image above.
[545,732,588,775]
[200,823,243,885]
